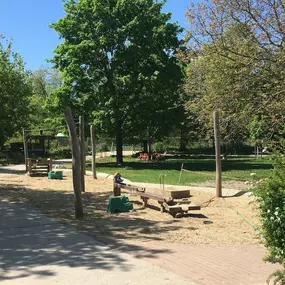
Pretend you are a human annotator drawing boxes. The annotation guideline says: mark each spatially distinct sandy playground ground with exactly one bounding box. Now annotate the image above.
[0,167,262,246]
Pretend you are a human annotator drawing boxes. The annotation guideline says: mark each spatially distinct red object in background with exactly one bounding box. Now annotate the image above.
[139,153,149,160]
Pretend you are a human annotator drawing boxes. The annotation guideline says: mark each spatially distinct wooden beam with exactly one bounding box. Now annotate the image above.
[213,110,222,197]
[114,183,145,192]
[64,108,84,219]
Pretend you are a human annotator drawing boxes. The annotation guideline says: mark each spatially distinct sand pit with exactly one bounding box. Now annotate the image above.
[0,167,262,246]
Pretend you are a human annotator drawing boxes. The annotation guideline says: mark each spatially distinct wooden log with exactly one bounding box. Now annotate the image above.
[114,183,145,192]
[158,201,165,213]
[165,189,190,199]
[138,192,166,203]
[186,204,201,211]
[113,178,121,197]
[141,197,149,208]
[64,108,84,219]
[162,202,182,218]
[48,159,52,172]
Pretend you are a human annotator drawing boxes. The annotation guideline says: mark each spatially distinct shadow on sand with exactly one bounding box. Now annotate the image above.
[0,184,177,282]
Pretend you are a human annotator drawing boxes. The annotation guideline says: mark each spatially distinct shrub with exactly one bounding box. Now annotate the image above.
[153,142,166,153]
[50,146,72,159]
[98,143,109,152]
[255,155,285,284]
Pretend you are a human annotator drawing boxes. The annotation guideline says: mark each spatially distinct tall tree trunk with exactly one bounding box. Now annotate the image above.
[107,70,123,166]
[148,135,152,161]
[179,128,188,151]
[142,140,148,153]
[64,107,84,219]
[116,121,123,165]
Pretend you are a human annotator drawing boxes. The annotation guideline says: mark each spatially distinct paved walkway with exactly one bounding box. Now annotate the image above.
[129,241,278,285]
[0,201,194,285]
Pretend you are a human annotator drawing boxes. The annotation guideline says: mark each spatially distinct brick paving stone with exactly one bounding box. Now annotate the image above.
[133,242,280,285]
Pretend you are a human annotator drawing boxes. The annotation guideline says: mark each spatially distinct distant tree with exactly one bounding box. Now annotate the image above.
[184,0,285,144]
[51,0,184,164]
[0,36,32,148]
[30,68,64,133]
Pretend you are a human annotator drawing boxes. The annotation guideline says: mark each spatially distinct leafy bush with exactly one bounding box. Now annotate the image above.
[255,155,285,284]
[98,143,109,152]
[50,146,72,159]
[153,142,166,152]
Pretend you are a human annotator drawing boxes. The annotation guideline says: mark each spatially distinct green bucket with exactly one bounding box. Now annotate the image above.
[48,171,63,180]
[107,196,133,213]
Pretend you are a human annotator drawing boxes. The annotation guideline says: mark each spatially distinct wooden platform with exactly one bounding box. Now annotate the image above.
[165,189,190,199]
[114,182,200,217]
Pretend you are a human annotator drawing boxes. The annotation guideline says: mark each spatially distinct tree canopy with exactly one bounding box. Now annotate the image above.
[0,37,32,148]
[51,0,184,164]
[183,0,285,148]
[29,68,64,133]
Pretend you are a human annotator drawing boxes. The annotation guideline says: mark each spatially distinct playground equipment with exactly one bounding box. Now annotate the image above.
[26,158,52,176]
[113,179,201,218]
[48,171,63,180]
[107,196,133,213]
[22,129,56,176]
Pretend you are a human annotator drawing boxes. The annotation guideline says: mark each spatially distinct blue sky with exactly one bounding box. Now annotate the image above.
[0,0,192,70]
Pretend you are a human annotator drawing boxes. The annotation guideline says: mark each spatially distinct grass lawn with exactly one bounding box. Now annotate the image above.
[88,156,273,185]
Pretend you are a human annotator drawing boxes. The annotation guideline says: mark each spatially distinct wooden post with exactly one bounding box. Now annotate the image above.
[113,178,121,196]
[147,132,152,161]
[178,163,184,184]
[213,111,222,197]
[79,116,86,174]
[79,116,85,192]
[27,158,32,175]
[48,158,53,172]
[64,108,84,219]
[22,128,28,172]
[90,125,97,179]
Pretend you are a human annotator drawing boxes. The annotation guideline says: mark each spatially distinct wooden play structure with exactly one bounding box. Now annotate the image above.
[113,179,201,218]
[26,158,53,176]
[22,129,54,176]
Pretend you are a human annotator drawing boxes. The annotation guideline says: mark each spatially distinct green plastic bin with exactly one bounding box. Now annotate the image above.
[48,171,63,180]
[107,196,133,213]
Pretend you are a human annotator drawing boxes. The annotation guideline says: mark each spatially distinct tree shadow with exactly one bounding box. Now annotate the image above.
[97,157,273,173]
[0,185,177,281]
[183,213,208,219]
[223,190,250,198]
[0,166,26,175]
